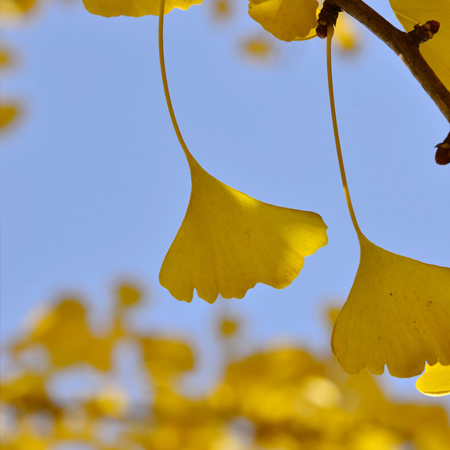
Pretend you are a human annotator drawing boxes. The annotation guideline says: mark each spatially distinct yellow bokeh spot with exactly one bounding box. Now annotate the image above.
[159,158,328,303]
[389,0,450,91]
[248,0,319,42]
[332,235,450,378]
[211,0,231,19]
[218,316,240,337]
[416,363,450,396]
[0,103,20,132]
[334,13,360,53]
[117,283,142,307]
[240,35,276,63]
[82,0,202,17]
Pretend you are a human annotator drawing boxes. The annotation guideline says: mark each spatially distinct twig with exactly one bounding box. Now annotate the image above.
[326,0,450,123]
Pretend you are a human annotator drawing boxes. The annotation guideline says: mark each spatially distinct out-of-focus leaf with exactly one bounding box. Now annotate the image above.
[240,34,277,64]
[210,0,232,19]
[11,298,114,371]
[335,12,361,53]
[217,316,240,337]
[0,0,37,22]
[140,336,194,381]
[0,103,20,133]
[117,283,142,308]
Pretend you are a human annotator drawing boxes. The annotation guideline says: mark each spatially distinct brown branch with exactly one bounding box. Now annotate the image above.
[327,0,450,124]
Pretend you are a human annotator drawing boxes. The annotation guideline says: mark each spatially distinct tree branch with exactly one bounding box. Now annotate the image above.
[328,0,450,124]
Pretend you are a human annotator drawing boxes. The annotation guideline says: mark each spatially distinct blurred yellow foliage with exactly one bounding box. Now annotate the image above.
[0,0,37,22]
[0,103,20,133]
[210,0,232,20]
[2,284,449,449]
[218,316,240,337]
[240,35,277,63]
[334,12,360,53]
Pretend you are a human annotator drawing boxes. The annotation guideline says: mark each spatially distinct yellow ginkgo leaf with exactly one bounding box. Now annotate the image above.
[157,0,327,303]
[82,0,202,17]
[159,157,328,303]
[416,363,450,396]
[248,0,319,42]
[389,0,450,91]
[332,234,450,378]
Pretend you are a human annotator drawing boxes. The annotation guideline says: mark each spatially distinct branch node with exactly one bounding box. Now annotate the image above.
[407,20,440,46]
[316,1,342,39]
[435,131,450,165]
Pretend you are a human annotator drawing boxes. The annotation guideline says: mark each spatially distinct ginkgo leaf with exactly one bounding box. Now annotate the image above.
[332,234,450,378]
[389,0,450,91]
[159,157,328,303]
[248,0,319,42]
[82,0,202,17]
[416,363,450,396]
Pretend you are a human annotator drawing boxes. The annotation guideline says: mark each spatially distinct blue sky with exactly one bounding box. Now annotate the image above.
[1,0,449,403]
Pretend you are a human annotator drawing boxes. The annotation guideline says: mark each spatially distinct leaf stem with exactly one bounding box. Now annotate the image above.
[158,0,195,163]
[326,25,363,239]
[328,0,450,123]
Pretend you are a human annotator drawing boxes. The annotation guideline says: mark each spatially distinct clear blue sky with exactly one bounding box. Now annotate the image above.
[1,0,449,403]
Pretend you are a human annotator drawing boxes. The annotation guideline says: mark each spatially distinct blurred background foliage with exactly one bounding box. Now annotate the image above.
[2,283,450,450]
